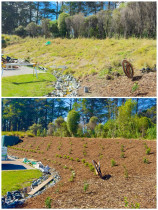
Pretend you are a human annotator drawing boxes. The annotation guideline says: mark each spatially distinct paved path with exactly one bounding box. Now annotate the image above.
[2,156,35,171]
[2,66,46,77]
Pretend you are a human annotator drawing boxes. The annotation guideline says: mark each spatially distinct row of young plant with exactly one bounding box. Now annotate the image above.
[9,146,44,154]
[27,100,156,140]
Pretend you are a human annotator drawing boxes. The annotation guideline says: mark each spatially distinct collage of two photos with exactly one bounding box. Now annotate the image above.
[1,1,157,209]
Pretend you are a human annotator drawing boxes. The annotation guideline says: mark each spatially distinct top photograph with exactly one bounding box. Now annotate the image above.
[1,1,156,97]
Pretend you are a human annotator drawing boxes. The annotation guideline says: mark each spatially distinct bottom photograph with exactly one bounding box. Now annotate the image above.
[1,98,156,208]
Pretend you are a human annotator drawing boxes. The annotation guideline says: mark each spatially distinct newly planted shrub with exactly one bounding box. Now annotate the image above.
[143,157,149,164]
[146,147,151,155]
[123,165,128,178]
[84,162,89,167]
[83,182,89,192]
[111,159,116,167]
[120,152,125,158]
[76,158,80,162]
[83,149,87,156]
[70,157,74,161]
[121,144,124,152]
[88,164,95,172]
[82,159,86,163]
[45,197,52,209]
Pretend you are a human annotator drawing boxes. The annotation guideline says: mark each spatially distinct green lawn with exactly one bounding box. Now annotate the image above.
[2,169,42,195]
[2,73,56,97]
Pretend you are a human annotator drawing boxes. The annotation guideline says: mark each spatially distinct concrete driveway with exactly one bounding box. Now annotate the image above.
[2,66,46,77]
[2,157,35,171]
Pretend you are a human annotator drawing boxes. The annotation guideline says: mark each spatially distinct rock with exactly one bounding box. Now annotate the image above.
[106,75,113,80]
[84,87,89,93]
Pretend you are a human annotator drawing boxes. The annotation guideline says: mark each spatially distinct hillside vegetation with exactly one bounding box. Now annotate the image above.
[3,36,156,78]
[7,136,156,208]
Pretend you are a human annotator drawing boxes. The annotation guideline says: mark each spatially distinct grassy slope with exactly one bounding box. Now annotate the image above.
[2,169,42,195]
[2,73,56,97]
[3,37,156,78]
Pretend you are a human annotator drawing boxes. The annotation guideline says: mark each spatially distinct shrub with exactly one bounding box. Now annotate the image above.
[121,144,124,152]
[146,126,156,139]
[63,165,68,169]
[82,159,86,163]
[83,182,89,192]
[47,144,50,151]
[45,197,52,208]
[70,157,74,161]
[84,162,89,167]
[88,164,95,172]
[58,12,70,37]
[146,147,151,155]
[143,157,149,164]
[28,123,42,136]
[26,132,35,137]
[83,149,87,156]
[76,158,80,162]
[121,152,125,158]
[123,165,128,178]
[111,159,116,167]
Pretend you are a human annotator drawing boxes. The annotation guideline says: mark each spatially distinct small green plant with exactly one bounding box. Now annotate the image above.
[84,162,89,167]
[124,197,140,208]
[83,143,87,148]
[63,155,67,159]
[69,148,72,154]
[76,158,80,162]
[58,155,62,158]
[121,144,124,152]
[69,170,76,182]
[123,165,128,178]
[83,149,87,156]
[83,182,89,192]
[146,147,151,155]
[70,157,74,161]
[111,159,116,167]
[121,152,125,158]
[47,144,50,151]
[124,197,129,208]
[66,155,70,159]
[132,82,139,92]
[99,153,103,160]
[45,197,52,208]
[143,142,148,149]
[88,164,95,172]
[63,165,68,169]
[82,159,86,163]
[143,157,149,164]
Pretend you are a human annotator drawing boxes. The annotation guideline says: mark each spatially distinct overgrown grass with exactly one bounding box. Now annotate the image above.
[2,169,42,195]
[2,73,56,97]
[2,131,34,138]
[3,36,156,79]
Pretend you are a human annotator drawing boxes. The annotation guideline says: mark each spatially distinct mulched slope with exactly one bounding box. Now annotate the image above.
[78,72,156,97]
[8,137,156,208]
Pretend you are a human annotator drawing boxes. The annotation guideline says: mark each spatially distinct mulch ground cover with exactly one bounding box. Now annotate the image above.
[7,136,156,208]
[78,72,156,97]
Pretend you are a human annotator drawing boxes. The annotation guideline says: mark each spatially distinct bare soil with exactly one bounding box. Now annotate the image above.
[8,137,156,208]
[78,72,156,97]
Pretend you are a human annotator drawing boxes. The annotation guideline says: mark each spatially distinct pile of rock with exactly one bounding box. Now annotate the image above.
[45,65,80,97]
[2,167,60,208]
[2,191,25,208]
